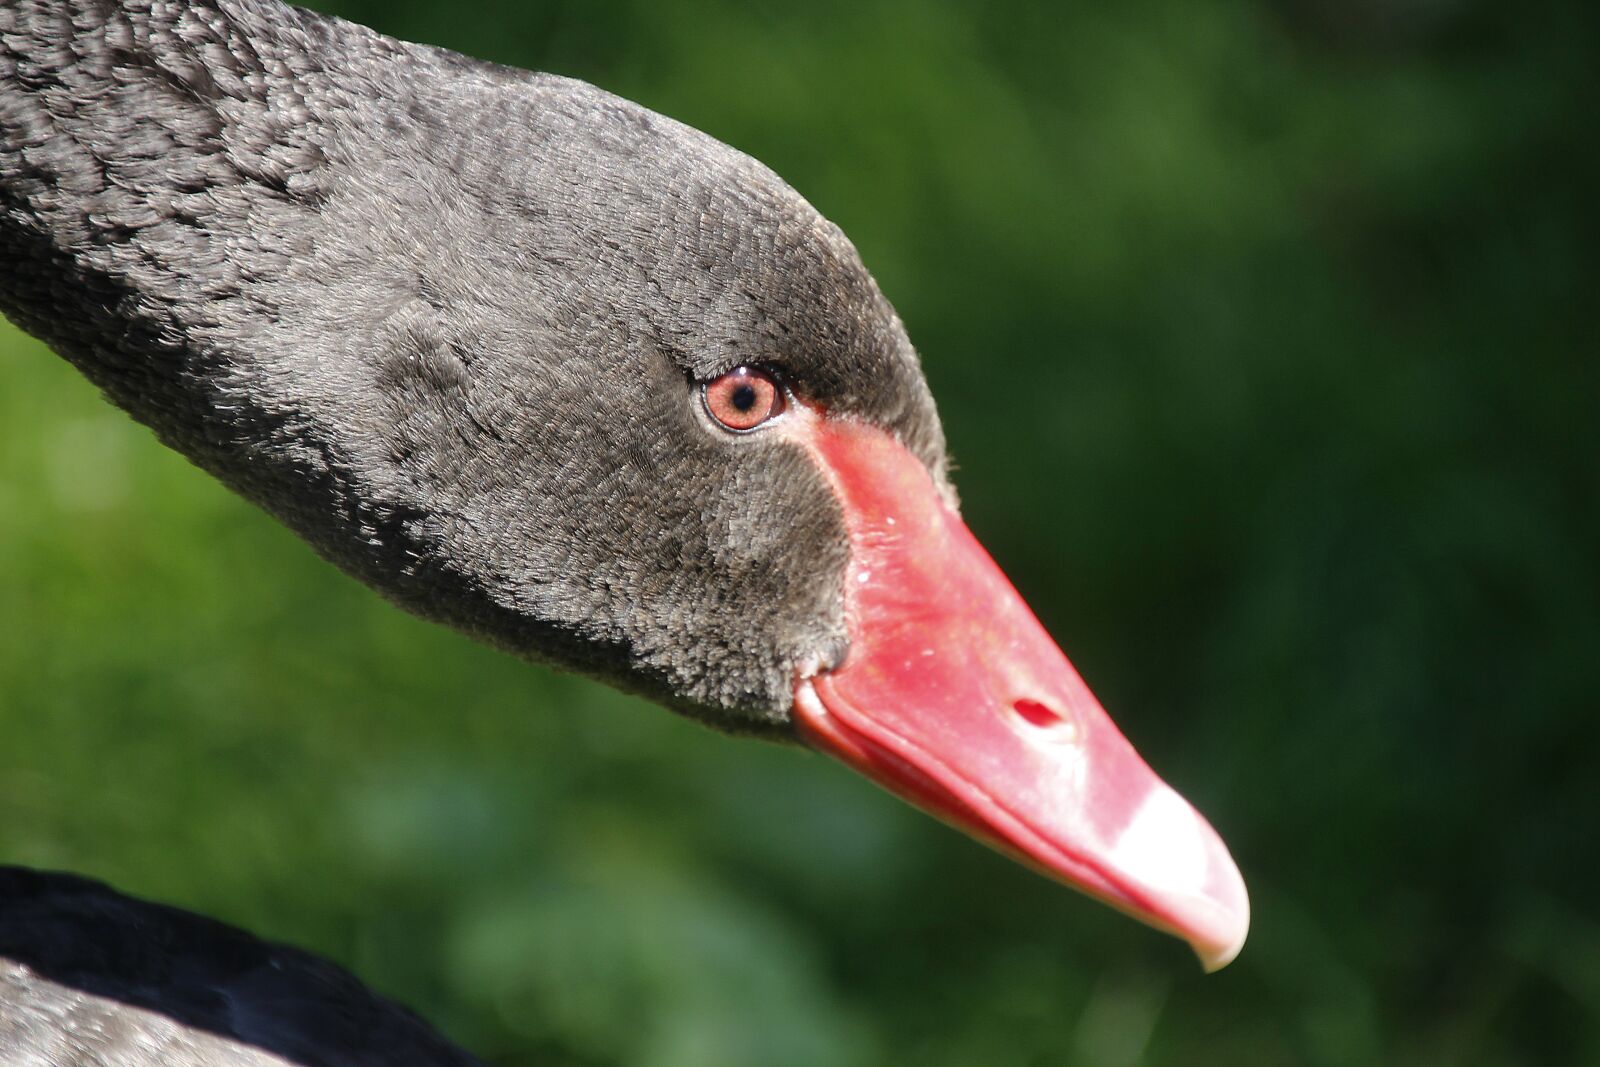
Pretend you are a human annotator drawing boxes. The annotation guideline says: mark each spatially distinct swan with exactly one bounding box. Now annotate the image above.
[0,0,1247,1061]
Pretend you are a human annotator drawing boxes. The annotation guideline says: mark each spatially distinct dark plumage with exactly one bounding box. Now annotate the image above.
[0,0,945,731]
[0,867,480,1066]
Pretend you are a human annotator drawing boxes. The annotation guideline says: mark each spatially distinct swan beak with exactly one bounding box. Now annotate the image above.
[793,420,1249,971]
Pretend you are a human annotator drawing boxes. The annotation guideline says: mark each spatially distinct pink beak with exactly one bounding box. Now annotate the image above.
[792,419,1249,971]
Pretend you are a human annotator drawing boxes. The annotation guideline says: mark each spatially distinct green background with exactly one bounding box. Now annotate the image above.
[2,0,1595,1063]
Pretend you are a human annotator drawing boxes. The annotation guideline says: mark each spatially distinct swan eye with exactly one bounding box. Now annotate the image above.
[702,366,785,432]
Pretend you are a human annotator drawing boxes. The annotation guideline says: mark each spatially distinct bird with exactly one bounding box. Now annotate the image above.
[0,0,1249,1062]
[0,865,484,1066]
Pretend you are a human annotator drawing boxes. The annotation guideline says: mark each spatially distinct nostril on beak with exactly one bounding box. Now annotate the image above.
[1011,698,1079,743]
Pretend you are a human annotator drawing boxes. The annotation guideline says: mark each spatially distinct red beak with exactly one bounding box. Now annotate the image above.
[791,418,1249,971]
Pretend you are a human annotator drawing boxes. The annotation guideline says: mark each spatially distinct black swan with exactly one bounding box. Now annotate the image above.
[0,0,1248,1060]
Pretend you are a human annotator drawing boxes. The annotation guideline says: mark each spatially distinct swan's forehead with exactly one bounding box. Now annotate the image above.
[480,77,950,483]
[660,175,949,487]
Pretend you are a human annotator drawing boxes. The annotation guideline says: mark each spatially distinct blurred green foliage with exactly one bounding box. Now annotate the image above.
[2,0,1596,1064]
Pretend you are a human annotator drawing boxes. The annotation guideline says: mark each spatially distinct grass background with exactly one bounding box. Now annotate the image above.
[2,0,1596,1063]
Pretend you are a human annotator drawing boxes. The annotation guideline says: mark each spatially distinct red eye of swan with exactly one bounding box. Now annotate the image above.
[702,366,786,432]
